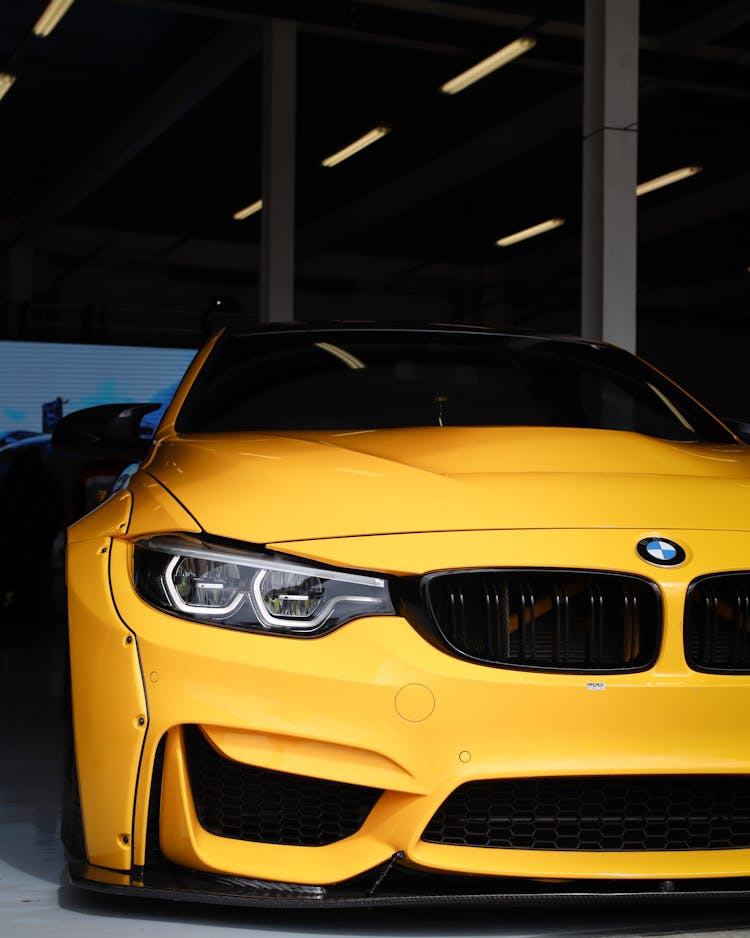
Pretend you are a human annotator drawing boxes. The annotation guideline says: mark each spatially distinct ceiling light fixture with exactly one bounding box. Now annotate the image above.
[636,165,702,197]
[33,0,76,36]
[321,126,390,168]
[233,199,263,220]
[0,73,16,102]
[441,36,537,95]
[496,217,565,247]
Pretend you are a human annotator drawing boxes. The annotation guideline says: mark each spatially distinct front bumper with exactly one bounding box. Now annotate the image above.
[65,498,750,898]
[69,857,750,908]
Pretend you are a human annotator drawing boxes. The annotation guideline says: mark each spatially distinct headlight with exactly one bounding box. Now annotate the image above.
[132,535,394,636]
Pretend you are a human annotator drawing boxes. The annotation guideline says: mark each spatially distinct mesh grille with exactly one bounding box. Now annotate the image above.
[423,776,750,851]
[685,573,750,672]
[422,570,660,671]
[183,725,382,847]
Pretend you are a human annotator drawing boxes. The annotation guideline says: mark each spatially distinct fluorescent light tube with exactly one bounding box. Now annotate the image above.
[636,165,702,196]
[321,126,390,168]
[0,73,16,102]
[441,36,537,95]
[496,217,565,247]
[233,199,263,220]
[33,0,76,36]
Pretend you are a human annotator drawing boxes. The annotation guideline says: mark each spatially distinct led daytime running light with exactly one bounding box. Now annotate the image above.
[252,569,379,631]
[134,535,393,636]
[164,554,245,616]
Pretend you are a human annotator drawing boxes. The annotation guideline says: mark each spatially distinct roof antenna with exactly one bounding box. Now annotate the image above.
[434,395,448,427]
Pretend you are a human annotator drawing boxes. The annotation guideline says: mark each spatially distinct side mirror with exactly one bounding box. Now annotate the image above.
[722,417,750,445]
[51,403,161,447]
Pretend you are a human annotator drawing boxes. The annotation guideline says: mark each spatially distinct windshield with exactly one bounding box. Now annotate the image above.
[174,329,734,443]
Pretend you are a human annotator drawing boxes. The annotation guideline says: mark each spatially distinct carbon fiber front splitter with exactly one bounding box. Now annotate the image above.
[69,855,750,908]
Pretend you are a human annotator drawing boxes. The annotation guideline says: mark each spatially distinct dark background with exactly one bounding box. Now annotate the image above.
[1,0,750,415]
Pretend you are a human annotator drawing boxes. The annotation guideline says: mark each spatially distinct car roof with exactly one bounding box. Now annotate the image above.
[226,321,602,347]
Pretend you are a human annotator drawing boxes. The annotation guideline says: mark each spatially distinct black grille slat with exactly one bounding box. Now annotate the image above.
[593,582,601,662]
[183,726,382,847]
[423,570,660,672]
[623,589,638,663]
[686,573,750,672]
[524,581,535,660]
[423,776,750,851]
[738,581,750,664]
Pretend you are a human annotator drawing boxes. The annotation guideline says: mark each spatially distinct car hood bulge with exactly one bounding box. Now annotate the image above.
[144,426,750,542]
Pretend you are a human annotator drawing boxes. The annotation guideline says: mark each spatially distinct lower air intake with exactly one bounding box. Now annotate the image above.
[183,725,382,846]
[423,775,750,851]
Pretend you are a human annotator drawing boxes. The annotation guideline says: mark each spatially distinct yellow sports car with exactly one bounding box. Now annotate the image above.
[64,323,750,906]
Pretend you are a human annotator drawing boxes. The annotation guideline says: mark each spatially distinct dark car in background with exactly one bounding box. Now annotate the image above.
[0,404,157,622]
[0,429,38,448]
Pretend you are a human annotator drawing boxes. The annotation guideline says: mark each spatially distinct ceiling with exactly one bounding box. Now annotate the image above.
[1,0,750,406]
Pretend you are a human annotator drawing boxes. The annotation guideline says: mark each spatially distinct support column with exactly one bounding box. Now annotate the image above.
[259,18,296,323]
[581,0,639,351]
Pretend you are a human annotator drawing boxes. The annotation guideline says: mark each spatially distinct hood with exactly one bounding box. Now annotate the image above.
[143,426,750,542]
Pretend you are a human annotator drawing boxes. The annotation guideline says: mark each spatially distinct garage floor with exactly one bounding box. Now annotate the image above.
[5,611,750,938]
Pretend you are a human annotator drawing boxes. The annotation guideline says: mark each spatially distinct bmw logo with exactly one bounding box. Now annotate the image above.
[636,537,686,567]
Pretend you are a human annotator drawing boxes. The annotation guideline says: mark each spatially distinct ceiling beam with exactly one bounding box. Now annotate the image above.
[33,222,486,286]
[111,0,472,54]
[639,167,750,244]
[28,24,260,225]
[357,1,750,68]
[666,0,750,45]
[115,0,750,67]
[298,83,582,258]
[359,0,582,38]
[484,166,750,293]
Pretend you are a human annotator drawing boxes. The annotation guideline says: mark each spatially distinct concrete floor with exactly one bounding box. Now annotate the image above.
[5,614,750,938]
